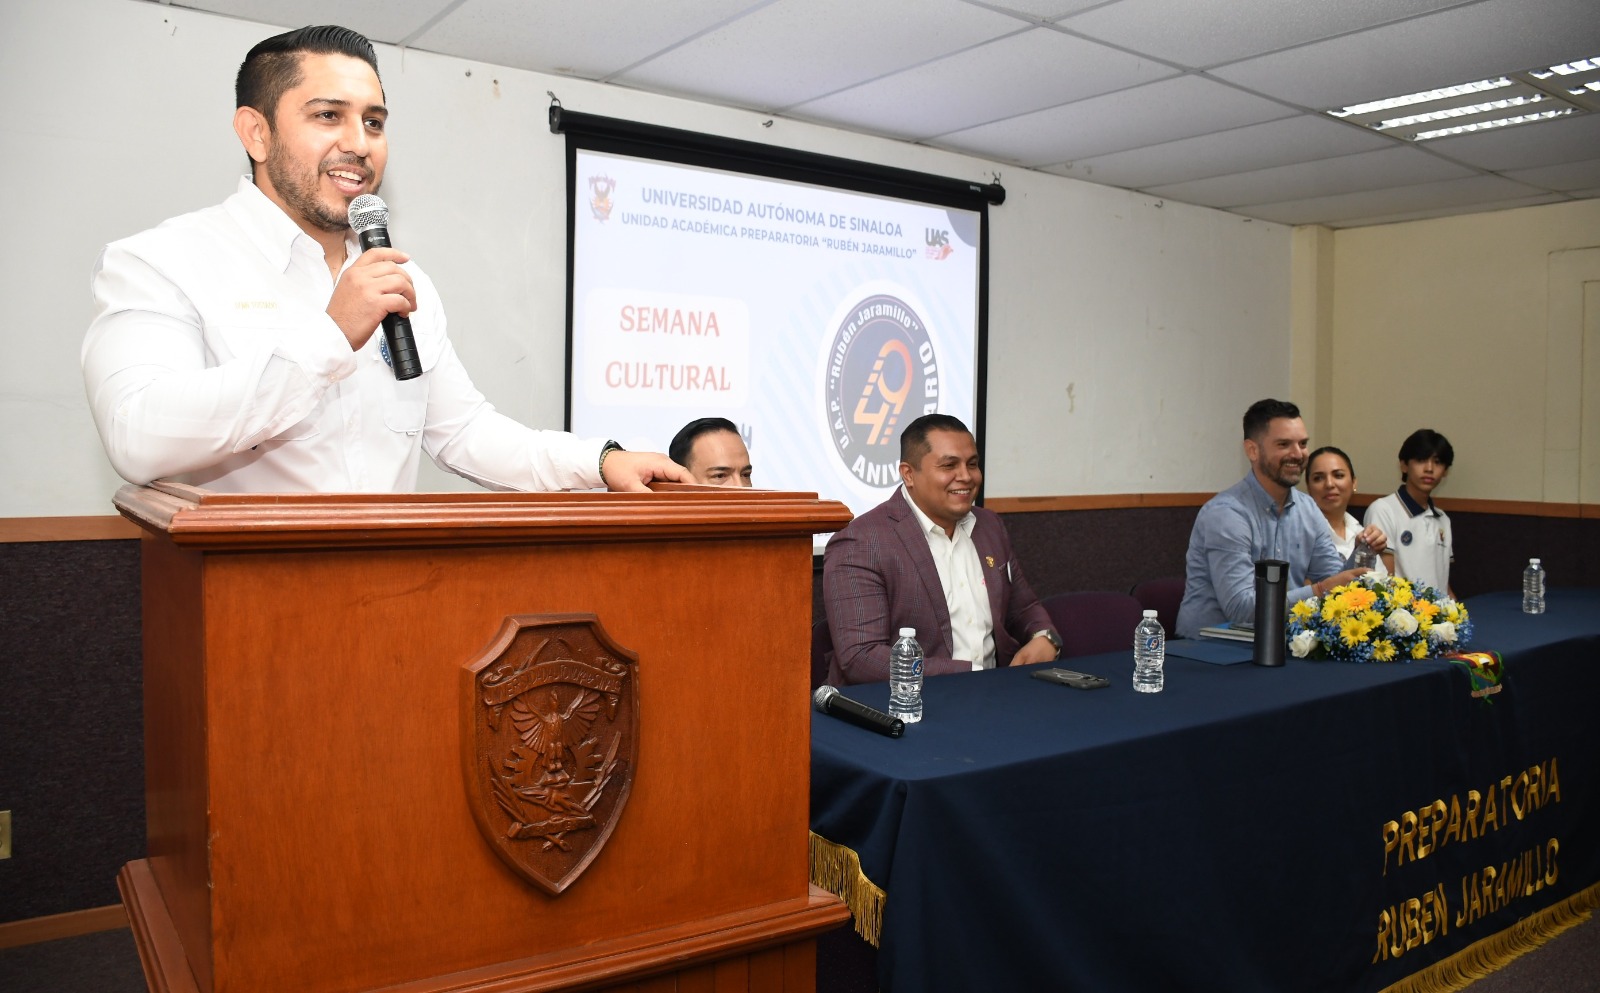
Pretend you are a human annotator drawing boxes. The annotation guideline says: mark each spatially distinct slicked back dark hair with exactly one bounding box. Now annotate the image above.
[236,25,382,127]
[1398,429,1454,472]
[900,413,971,466]
[1305,445,1355,483]
[1243,398,1301,442]
[669,417,740,468]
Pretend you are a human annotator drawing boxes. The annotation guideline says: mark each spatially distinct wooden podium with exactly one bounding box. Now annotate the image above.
[114,482,852,993]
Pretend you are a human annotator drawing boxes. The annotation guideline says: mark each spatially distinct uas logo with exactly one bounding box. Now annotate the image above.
[925,228,952,261]
[588,175,616,221]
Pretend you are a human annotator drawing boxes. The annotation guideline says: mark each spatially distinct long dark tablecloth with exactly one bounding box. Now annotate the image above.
[810,589,1600,992]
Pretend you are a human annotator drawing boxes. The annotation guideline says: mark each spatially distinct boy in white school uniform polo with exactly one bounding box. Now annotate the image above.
[1364,429,1455,596]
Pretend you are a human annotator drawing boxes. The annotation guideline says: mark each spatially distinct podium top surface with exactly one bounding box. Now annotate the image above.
[115,481,853,549]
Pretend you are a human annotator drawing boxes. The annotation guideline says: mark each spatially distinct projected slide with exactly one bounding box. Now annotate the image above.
[570,148,981,544]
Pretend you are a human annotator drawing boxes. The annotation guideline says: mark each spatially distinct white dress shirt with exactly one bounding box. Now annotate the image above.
[83,177,604,493]
[903,490,995,670]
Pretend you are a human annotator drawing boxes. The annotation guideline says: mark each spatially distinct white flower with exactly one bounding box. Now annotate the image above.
[1385,609,1419,636]
[1428,621,1458,644]
[1290,630,1319,658]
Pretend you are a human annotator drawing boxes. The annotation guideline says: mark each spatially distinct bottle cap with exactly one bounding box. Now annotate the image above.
[1530,558,1541,566]
[898,627,916,637]
[1142,609,1158,618]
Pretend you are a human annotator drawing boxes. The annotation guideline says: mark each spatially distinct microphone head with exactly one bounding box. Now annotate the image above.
[347,194,388,234]
[812,685,838,711]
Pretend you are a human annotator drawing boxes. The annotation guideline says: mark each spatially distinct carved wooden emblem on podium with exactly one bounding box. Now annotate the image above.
[462,614,638,895]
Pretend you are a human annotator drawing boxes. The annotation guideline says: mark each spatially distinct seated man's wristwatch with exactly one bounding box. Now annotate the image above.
[1034,629,1063,660]
[597,440,624,483]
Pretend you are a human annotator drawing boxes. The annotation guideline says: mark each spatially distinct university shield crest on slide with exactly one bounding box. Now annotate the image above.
[461,614,638,895]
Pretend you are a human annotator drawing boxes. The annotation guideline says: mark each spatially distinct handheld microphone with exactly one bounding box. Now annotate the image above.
[346,194,422,381]
[812,685,905,738]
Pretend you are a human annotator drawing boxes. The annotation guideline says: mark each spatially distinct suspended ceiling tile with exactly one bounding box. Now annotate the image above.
[1503,157,1600,192]
[611,0,1025,111]
[1044,113,1394,189]
[998,0,1107,18]
[170,0,1600,227]
[414,0,767,78]
[1058,0,1474,70]
[789,28,1177,141]
[174,0,448,43]
[933,74,1296,166]
[1145,145,1476,208]
[1327,192,1572,227]
[1234,174,1548,225]
[1424,112,1600,172]
[1211,0,1600,111]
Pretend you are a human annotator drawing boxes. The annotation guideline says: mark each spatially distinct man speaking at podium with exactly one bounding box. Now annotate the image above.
[81,25,687,495]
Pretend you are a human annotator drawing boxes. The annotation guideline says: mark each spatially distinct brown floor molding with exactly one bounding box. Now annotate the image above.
[0,904,128,949]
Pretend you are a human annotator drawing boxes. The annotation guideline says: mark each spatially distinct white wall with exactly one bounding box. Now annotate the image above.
[1329,199,1600,503]
[0,0,1292,518]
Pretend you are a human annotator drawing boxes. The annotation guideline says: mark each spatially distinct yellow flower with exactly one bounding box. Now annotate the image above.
[1411,641,1430,660]
[1413,600,1441,621]
[1340,616,1369,647]
[1373,640,1397,662]
[1359,610,1384,634]
[1390,585,1414,608]
[1291,599,1316,621]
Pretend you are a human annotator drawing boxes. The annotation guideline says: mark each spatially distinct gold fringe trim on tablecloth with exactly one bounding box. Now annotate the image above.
[809,831,887,947]
[1379,879,1600,993]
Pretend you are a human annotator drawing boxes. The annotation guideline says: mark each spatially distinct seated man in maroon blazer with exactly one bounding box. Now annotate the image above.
[823,413,1061,685]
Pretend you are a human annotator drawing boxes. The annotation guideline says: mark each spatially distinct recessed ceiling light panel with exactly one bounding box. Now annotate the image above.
[1328,57,1598,141]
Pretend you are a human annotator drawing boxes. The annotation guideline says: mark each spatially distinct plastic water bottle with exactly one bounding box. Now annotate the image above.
[1133,609,1165,693]
[1522,558,1546,614]
[1352,537,1378,571]
[889,628,924,723]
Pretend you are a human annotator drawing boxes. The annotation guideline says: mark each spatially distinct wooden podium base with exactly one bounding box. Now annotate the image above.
[120,860,848,993]
[114,484,853,993]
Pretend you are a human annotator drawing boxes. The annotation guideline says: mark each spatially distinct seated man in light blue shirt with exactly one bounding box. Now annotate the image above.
[1176,399,1386,639]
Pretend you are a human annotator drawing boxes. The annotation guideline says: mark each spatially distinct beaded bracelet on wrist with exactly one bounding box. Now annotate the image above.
[597,440,624,483]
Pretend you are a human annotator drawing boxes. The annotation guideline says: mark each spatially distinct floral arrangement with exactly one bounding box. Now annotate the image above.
[1287,573,1471,663]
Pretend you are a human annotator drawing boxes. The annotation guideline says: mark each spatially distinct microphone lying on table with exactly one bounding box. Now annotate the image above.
[812,685,905,738]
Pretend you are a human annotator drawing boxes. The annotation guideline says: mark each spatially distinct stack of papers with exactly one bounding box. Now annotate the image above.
[1197,623,1254,643]
[1166,639,1254,665]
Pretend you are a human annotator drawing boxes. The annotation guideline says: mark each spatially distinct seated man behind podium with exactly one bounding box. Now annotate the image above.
[81,24,685,495]
[668,417,753,487]
[823,414,1061,685]
[1176,399,1384,638]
